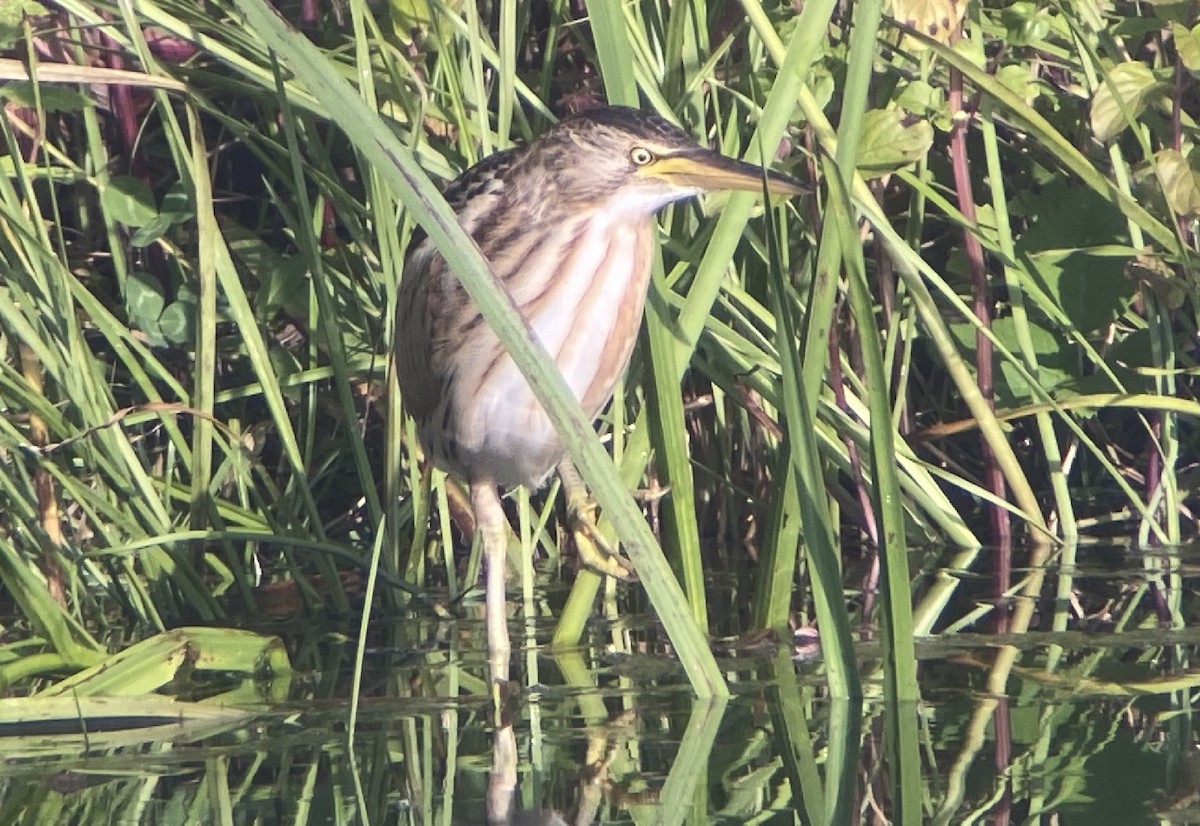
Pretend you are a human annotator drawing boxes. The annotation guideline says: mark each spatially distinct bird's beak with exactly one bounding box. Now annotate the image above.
[649,149,808,197]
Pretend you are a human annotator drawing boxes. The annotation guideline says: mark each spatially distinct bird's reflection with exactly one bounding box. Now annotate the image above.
[484,708,639,825]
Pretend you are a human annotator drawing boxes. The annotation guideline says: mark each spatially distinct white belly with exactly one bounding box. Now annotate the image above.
[447,215,653,488]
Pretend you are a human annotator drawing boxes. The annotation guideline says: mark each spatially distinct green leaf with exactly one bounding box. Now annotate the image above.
[158,300,196,346]
[1000,2,1051,46]
[129,213,174,247]
[1107,328,1164,392]
[996,64,1041,105]
[389,0,461,47]
[1174,23,1200,72]
[1090,61,1165,143]
[1015,179,1128,249]
[124,271,165,329]
[1013,183,1136,333]
[1154,148,1200,216]
[102,176,159,228]
[1023,249,1134,332]
[160,182,195,221]
[0,80,90,112]
[1138,0,1191,11]
[893,79,947,125]
[855,109,934,176]
[261,255,311,319]
[949,316,1081,404]
[226,231,307,318]
[0,0,45,45]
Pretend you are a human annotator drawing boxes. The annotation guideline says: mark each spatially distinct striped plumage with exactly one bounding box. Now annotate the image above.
[400,108,701,489]
[393,105,805,688]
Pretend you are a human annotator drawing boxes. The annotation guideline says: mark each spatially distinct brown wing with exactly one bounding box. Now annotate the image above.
[401,147,520,251]
[393,146,520,434]
[394,240,443,427]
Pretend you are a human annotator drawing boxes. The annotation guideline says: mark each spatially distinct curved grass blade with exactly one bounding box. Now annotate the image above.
[229,0,726,697]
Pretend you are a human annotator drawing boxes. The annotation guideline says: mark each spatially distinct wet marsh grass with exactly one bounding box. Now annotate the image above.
[0,0,1197,820]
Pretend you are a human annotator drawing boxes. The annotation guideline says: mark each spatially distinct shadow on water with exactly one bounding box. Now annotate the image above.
[4,544,1200,824]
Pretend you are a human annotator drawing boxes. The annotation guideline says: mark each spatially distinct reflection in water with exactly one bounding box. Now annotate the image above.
[485,708,632,826]
[487,723,518,824]
[4,548,1199,823]
[484,655,664,825]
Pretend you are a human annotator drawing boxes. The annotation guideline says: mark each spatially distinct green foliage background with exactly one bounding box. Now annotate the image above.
[0,0,1197,817]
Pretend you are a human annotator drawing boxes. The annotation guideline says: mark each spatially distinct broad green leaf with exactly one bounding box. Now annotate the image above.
[158,300,197,345]
[1138,0,1192,8]
[130,213,174,247]
[893,78,940,111]
[124,270,165,328]
[1113,16,1178,37]
[1108,328,1167,391]
[1155,148,1200,216]
[1174,23,1200,71]
[1015,180,1128,249]
[893,79,948,127]
[0,80,90,112]
[160,182,195,221]
[226,230,307,318]
[856,109,934,176]
[1090,61,1164,142]
[0,2,45,51]
[261,255,311,319]
[1001,2,1051,46]
[1023,249,1134,332]
[807,62,838,111]
[959,317,1079,403]
[102,175,159,228]
[996,64,1041,105]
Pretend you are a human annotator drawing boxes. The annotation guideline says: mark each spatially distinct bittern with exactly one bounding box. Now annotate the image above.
[395,106,804,686]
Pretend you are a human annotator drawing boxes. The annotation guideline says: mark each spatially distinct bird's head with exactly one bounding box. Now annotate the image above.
[525,106,807,216]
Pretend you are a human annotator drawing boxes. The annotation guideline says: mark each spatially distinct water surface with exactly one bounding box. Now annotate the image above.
[3,545,1198,825]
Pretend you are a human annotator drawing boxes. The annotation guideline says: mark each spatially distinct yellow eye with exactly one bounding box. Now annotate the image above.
[630,147,654,166]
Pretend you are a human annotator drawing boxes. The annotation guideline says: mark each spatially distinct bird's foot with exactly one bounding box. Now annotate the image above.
[566,495,638,582]
[557,460,637,581]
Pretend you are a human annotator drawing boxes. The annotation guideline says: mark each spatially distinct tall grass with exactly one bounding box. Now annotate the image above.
[0,0,1197,818]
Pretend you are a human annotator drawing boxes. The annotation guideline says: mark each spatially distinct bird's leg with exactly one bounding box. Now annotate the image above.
[557,460,637,582]
[470,481,512,697]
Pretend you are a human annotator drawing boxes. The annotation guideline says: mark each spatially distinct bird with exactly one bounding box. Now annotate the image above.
[394,105,805,688]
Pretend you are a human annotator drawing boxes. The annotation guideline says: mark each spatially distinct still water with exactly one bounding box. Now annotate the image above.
[2,545,1198,824]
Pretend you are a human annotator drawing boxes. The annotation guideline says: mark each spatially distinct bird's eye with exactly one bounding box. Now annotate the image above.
[630,147,654,166]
